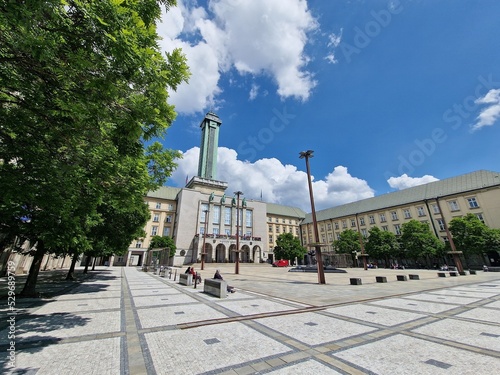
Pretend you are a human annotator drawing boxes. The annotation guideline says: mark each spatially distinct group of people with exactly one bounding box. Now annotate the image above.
[184,266,202,284]
[184,267,235,293]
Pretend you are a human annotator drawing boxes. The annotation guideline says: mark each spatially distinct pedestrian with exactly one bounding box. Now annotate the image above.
[213,269,235,293]
[190,266,202,283]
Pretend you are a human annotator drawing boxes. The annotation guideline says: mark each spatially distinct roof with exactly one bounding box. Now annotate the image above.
[302,170,500,224]
[266,202,306,218]
[146,186,182,200]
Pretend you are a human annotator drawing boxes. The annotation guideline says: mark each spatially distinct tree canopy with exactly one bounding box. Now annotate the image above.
[0,0,189,295]
[399,220,443,262]
[273,233,306,262]
[332,229,361,255]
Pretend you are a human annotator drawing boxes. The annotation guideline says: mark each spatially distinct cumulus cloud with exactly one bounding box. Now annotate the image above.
[157,0,318,114]
[471,89,500,131]
[170,147,374,211]
[387,174,439,190]
[325,30,343,64]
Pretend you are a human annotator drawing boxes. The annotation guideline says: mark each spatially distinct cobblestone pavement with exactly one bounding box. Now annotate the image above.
[1,264,499,374]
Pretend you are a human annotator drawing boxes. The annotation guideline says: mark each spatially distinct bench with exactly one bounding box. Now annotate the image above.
[397,275,408,281]
[469,270,477,275]
[376,276,387,283]
[449,271,458,277]
[408,274,420,280]
[350,278,362,285]
[179,273,193,286]
[203,279,228,298]
[459,271,468,276]
[437,272,447,277]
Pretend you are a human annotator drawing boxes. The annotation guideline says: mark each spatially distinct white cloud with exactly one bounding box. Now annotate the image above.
[249,83,259,100]
[387,174,439,190]
[157,0,318,114]
[325,30,342,64]
[471,89,500,131]
[170,147,374,211]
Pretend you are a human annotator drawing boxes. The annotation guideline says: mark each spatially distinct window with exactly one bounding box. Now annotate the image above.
[268,225,273,232]
[155,202,161,209]
[225,207,231,225]
[351,219,356,227]
[276,226,280,233]
[213,228,219,235]
[379,213,386,222]
[361,228,367,237]
[394,224,401,235]
[151,226,158,236]
[269,235,273,243]
[432,204,440,214]
[246,210,253,227]
[289,219,292,224]
[437,219,445,231]
[296,228,299,235]
[467,197,479,208]
[342,220,347,228]
[328,233,333,241]
[165,214,172,223]
[213,205,221,224]
[327,223,332,230]
[475,213,485,223]
[448,200,460,211]
[200,226,205,235]
[282,218,286,223]
[335,222,339,230]
[417,207,426,216]
[200,204,208,222]
[135,241,142,248]
[336,233,341,240]
[162,227,170,236]
[320,226,325,232]
[275,218,279,223]
[359,217,365,226]
[225,229,231,236]
[403,209,411,219]
[391,211,398,220]
[267,217,271,222]
[246,230,252,237]
[152,213,160,222]
[382,225,388,231]
[369,215,375,224]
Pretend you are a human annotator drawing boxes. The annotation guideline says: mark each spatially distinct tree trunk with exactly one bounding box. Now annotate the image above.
[66,253,79,280]
[20,239,45,297]
[83,255,92,274]
[91,256,97,271]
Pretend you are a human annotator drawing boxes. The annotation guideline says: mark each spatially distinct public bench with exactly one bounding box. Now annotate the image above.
[350,278,362,285]
[408,274,420,280]
[179,273,193,286]
[376,276,387,283]
[203,279,228,298]
[437,272,447,277]
[469,270,477,275]
[449,271,458,277]
[397,275,408,281]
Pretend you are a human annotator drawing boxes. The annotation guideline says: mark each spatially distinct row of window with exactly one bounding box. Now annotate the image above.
[200,204,253,227]
[267,217,298,225]
[153,202,175,211]
[152,212,173,223]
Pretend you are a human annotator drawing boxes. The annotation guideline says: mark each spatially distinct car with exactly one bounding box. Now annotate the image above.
[272,259,289,267]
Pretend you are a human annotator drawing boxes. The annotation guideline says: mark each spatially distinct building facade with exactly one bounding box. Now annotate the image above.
[300,170,500,265]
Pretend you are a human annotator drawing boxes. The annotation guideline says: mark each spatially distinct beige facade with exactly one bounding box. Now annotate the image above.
[300,170,500,260]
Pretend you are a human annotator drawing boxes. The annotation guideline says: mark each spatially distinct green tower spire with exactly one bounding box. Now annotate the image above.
[197,111,222,180]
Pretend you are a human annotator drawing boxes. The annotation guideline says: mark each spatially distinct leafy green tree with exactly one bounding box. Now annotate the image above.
[0,1,189,296]
[149,235,176,257]
[273,233,306,263]
[332,229,361,254]
[449,214,500,266]
[365,227,399,267]
[399,220,443,266]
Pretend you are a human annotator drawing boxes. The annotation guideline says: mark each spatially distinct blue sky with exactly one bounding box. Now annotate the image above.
[156,0,500,211]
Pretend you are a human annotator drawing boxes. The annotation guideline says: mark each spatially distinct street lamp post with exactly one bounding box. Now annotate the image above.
[234,191,243,275]
[435,198,464,273]
[299,150,326,284]
[201,209,209,270]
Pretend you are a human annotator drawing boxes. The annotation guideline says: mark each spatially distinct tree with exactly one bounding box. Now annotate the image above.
[332,229,361,255]
[0,1,189,296]
[365,227,399,267]
[273,233,306,263]
[449,214,500,266]
[399,220,443,266]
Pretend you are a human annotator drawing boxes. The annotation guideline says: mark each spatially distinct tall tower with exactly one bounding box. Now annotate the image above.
[197,111,222,180]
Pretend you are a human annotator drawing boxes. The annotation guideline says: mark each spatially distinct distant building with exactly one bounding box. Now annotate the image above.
[301,170,500,266]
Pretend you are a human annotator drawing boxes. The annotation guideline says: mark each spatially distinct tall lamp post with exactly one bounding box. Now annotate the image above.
[299,150,326,284]
[234,191,243,275]
[201,209,209,270]
[435,197,464,273]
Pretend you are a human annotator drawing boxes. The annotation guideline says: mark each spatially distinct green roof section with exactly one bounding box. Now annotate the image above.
[147,186,182,200]
[266,202,306,218]
[302,170,500,224]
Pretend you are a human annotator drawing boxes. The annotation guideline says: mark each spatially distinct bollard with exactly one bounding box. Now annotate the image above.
[174,269,177,281]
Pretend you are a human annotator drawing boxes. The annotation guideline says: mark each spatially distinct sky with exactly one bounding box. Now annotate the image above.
[155,0,500,212]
